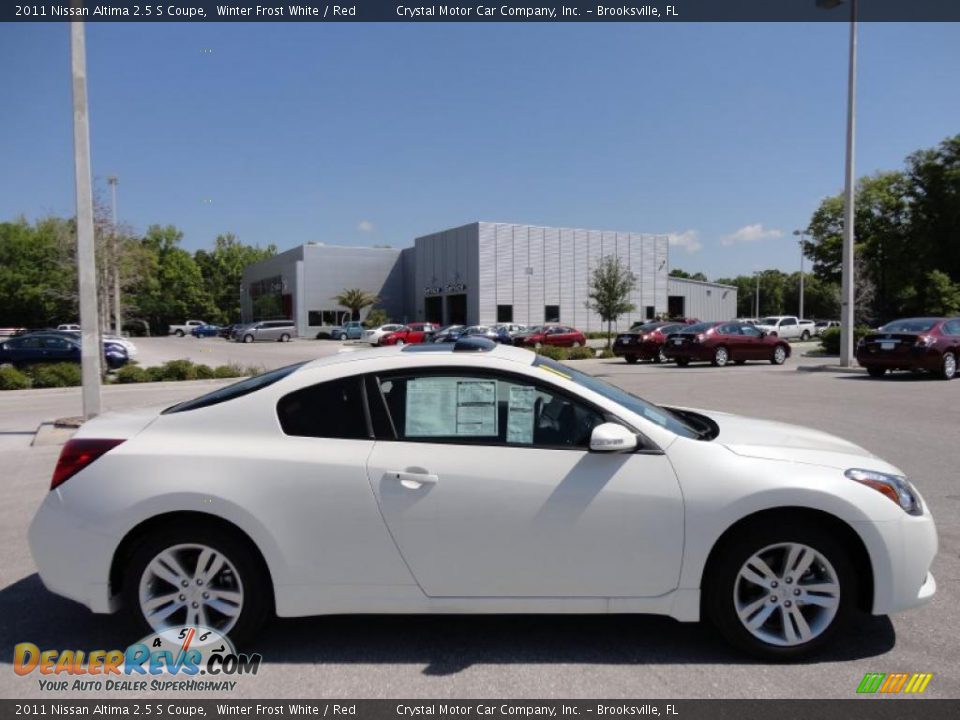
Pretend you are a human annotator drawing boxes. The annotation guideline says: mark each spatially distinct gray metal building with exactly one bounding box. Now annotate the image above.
[241,221,737,337]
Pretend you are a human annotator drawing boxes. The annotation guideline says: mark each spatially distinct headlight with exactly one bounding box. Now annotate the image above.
[845,468,922,515]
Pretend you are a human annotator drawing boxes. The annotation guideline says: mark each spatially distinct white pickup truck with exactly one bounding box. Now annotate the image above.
[168,320,206,337]
[755,316,817,341]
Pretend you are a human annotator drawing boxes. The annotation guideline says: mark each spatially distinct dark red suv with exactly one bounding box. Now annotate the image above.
[857,317,960,380]
[613,321,688,364]
[664,321,791,367]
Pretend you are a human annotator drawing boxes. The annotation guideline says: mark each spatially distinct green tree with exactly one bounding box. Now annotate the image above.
[335,288,380,321]
[669,268,708,281]
[925,270,960,315]
[195,233,276,324]
[364,308,390,327]
[585,255,637,347]
[0,217,77,327]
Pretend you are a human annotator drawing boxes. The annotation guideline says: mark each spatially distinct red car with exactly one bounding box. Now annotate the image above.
[663,321,791,367]
[856,317,960,380]
[613,320,695,364]
[379,322,438,346]
[521,325,586,348]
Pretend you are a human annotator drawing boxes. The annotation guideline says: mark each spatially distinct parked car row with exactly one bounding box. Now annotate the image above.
[0,331,130,369]
[615,320,790,367]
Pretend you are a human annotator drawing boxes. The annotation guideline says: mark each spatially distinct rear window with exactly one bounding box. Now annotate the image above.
[163,362,306,414]
[878,318,939,333]
[682,323,715,334]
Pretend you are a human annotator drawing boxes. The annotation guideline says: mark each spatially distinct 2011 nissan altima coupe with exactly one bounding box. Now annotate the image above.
[29,338,937,659]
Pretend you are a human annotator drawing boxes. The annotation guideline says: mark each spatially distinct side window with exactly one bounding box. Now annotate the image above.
[781,318,797,327]
[41,337,70,349]
[944,320,960,336]
[375,372,605,449]
[740,325,762,337]
[277,377,369,439]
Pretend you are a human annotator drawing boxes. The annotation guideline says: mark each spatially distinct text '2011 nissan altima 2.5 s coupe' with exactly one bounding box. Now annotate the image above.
[29,337,937,660]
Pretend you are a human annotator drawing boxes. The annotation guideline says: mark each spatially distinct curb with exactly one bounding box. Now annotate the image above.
[796,364,864,374]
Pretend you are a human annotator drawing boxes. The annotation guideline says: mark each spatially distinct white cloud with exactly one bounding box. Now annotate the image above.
[667,230,702,254]
[721,223,783,246]
[357,220,375,233]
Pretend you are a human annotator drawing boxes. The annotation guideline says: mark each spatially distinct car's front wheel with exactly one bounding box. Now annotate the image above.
[174,330,184,337]
[625,355,638,365]
[771,345,787,365]
[866,366,886,378]
[705,522,854,660]
[940,352,956,380]
[123,524,270,648]
[712,346,729,367]
[243,334,254,344]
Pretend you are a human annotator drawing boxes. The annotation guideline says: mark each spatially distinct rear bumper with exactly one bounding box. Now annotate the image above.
[664,345,712,361]
[857,347,941,371]
[28,489,118,614]
[613,341,660,359]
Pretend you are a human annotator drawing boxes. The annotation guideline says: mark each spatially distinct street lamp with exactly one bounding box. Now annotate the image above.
[792,229,806,319]
[818,0,858,366]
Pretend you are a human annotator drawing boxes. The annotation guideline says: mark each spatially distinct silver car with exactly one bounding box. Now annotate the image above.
[235,320,295,343]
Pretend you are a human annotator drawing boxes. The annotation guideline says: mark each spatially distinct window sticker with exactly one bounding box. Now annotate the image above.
[405,378,459,436]
[506,385,536,444]
[455,380,497,436]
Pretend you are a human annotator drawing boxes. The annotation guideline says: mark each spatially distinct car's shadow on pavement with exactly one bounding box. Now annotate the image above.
[1,574,896,675]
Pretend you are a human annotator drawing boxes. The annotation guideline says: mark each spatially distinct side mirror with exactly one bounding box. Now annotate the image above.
[589,423,638,453]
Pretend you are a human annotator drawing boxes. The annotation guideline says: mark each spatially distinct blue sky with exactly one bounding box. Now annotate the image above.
[1,21,957,279]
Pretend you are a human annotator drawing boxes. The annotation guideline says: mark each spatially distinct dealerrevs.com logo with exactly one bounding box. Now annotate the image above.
[13,626,261,693]
[857,672,934,695]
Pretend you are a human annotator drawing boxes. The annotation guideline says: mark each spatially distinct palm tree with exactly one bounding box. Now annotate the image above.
[335,288,380,321]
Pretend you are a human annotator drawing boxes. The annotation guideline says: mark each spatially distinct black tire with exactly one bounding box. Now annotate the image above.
[279,333,291,343]
[676,358,690,367]
[939,352,956,381]
[122,522,271,649]
[338,333,347,341]
[712,346,730,367]
[801,330,811,342]
[866,366,886,378]
[656,348,668,364]
[625,355,639,365]
[771,344,788,365]
[174,330,184,337]
[243,334,254,344]
[704,519,856,661]
[735,359,747,365]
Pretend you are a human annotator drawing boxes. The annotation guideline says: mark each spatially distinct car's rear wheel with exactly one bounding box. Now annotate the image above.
[712,346,729,367]
[175,330,184,337]
[866,366,886,378]
[801,330,811,341]
[676,358,690,367]
[243,334,254,344]
[338,333,347,341]
[705,522,854,660]
[771,345,787,365]
[940,352,956,380]
[279,333,291,343]
[625,355,638,365]
[656,348,668,364]
[123,524,270,648]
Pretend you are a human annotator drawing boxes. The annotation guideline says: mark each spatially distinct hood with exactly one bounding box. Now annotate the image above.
[687,408,904,475]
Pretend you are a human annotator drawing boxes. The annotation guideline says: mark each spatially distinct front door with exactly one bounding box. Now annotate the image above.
[365,369,684,598]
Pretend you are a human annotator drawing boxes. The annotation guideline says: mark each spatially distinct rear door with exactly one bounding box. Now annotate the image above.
[738,324,767,359]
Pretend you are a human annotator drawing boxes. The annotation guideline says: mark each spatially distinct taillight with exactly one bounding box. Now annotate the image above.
[915,335,935,347]
[51,438,125,490]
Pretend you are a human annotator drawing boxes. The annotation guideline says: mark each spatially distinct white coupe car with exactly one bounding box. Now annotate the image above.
[29,338,937,659]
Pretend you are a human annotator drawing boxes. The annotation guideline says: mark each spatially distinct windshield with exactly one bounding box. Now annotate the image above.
[163,362,306,414]
[879,318,939,333]
[533,356,698,439]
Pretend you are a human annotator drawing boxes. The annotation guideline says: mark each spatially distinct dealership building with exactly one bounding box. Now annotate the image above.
[241,221,737,336]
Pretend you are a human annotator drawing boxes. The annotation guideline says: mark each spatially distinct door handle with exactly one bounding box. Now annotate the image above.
[388,470,439,489]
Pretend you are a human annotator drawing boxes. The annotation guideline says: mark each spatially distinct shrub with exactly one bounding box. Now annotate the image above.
[214,363,246,379]
[115,365,151,384]
[27,363,82,388]
[596,348,616,359]
[565,345,595,360]
[819,326,871,355]
[584,331,615,340]
[153,359,198,382]
[147,365,168,382]
[0,366,32,390]
[194,364,216,379]
[536,346,568,361]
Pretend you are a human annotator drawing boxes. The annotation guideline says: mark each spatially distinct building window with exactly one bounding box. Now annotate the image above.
[545,305,560,323]
[645,306,655,320]
[497,305,513,323]
[308,310,347,326]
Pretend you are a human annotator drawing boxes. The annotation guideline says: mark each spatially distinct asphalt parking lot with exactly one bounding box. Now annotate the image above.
[0,345,957,699]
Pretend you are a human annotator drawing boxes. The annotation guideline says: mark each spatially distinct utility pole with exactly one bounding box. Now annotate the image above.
[755,273,761,318]
[70,15,102,417]
[108,175,122,336]
[793,229,806,319]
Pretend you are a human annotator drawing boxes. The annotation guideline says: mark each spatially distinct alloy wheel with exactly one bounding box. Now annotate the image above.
[943,352,956,380]
[773,346,787,365]
[138,543,244,634]
[714,347,728,366]
[733,542,840,647]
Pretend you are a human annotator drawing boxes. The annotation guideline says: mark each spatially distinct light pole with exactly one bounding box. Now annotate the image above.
[818,0,858,365]
[70,14,102,418]
[107,175,122,337]
[754,272,761,318]
[793,229,806,319]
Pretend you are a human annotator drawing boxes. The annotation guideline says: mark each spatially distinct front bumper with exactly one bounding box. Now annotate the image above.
[28,489,118,614]
[858,509,938,615]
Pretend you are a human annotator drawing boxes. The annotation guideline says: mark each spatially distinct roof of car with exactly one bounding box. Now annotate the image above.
[297,338,535,372]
